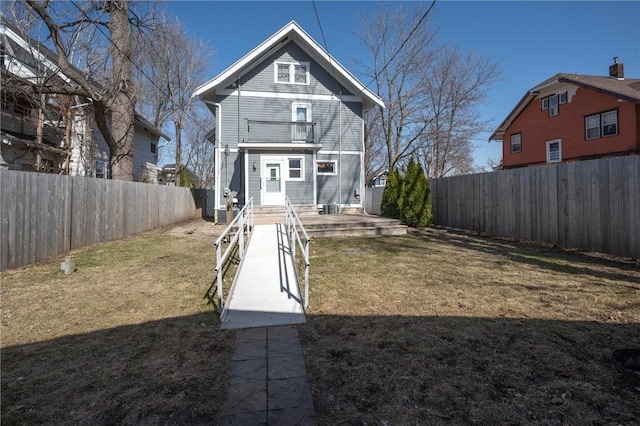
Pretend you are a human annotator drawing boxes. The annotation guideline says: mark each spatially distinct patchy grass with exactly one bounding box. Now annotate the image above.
[1,227,234,425]
[299,229,640,425]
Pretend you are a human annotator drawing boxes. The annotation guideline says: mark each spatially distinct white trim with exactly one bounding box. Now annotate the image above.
[261,157,286,206]
[292,102,312,122]
[319,150,360,155]
[239,142,322,151]
[287,156,305,181]
[312,150,318,205]
[274,60,310,85]
[217,89,362,103]
[1,26,74,85]
[546,139,562,163]
[244,149,249,205]
[192,21,384,109]
[316,160,337,175]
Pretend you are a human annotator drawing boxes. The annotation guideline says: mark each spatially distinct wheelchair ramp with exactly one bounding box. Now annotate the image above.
[220,224,306,330]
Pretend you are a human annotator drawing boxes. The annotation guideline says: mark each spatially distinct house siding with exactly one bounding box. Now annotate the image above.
[316,152,362,205]
[246,150,314,205]
[239,43,355,98]
[132,127,159,181]
[213,41,365,207]
[503,86,640,168]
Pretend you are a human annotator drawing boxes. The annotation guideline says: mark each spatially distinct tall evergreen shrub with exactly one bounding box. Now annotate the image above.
[399,158,432,228]
[380,169,402,219]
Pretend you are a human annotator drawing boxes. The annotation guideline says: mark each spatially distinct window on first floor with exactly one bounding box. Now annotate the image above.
[317,160,337,175]
[510,133,521,153]
[585,109,618,140]
[546,139,562,163]
[288,157,303,180]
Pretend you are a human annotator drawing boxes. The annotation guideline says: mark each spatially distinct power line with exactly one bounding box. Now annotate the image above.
[66,0,210,137]
[365,0,437,88]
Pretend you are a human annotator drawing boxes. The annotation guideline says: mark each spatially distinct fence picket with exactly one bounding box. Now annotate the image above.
[0,171,197,271]
[429,156,639,259]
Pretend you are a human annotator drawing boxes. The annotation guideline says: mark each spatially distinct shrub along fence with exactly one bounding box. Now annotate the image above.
[430,155,639,259]
[0,171,197,271]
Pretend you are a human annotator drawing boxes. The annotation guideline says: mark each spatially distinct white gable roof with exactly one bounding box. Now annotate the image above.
[193,21,384,110]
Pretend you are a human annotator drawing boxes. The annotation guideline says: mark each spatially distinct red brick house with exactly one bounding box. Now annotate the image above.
[490,59,640,169]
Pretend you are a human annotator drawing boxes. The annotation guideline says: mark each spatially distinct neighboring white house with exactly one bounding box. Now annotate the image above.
[0,15,168,181]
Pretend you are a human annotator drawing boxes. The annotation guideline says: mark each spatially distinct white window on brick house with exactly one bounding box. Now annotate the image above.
[585,110,618,140]
[546,139,561,163]
[510,133,521,153]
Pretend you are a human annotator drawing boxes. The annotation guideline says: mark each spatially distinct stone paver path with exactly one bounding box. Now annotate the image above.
[219,325,315,425]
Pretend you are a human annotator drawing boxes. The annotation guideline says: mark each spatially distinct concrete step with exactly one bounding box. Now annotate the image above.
[302,219,402,230]
[305,224,407,238]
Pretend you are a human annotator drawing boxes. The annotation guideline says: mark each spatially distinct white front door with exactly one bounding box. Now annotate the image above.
[262,160,285,205]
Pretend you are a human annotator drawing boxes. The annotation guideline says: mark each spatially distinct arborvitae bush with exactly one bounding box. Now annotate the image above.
[380,169,402,219]
[399,158,432,228]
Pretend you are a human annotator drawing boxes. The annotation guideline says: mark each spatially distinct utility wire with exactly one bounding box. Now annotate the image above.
[365,0,437,88]
[67,0,210,136]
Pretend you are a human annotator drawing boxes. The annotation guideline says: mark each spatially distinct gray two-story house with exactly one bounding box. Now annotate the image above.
[193,21,383,218]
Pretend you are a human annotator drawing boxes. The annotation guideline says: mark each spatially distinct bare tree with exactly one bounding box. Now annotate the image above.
[418,46,501,177]
[182,111,215,189]
[358,4,502,177]
[134,13,213,183]
[23,0,143,180]
[357,4,440,173]
[363,107,387,184]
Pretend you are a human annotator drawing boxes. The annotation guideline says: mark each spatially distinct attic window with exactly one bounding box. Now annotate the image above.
[275,61,309,85]
[541,92,567,116]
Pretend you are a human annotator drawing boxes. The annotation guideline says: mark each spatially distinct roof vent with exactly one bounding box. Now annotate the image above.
[609,57,624,80]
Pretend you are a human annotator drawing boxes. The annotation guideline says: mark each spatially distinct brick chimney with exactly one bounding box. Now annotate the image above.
[609,57,624,79]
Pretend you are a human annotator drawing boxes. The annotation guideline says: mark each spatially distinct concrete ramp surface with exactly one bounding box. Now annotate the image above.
[220,224,306,330]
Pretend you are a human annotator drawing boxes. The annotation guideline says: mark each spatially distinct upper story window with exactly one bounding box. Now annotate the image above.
[510,133,521,153]
[275,61,309,85]
[150,142,157,154]
[585,110,618,140]
[541,91,567,117]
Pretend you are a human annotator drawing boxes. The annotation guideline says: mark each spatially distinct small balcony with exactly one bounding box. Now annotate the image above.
[244,119,317,144]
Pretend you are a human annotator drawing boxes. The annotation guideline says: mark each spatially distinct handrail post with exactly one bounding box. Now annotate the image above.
[304,238,310,309]
[239,208,245,258]
[216,242,222,313]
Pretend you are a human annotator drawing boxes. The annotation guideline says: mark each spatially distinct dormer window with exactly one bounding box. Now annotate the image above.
[541,91,567,117]
[275,61,309,85]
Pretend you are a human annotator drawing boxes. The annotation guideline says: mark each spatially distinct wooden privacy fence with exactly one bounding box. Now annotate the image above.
[1,171,197,271]
[430,156,639,259]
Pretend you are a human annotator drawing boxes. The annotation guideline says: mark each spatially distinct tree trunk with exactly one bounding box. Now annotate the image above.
[107,0,135,180]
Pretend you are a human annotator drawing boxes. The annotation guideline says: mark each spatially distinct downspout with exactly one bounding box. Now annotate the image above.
[237,78,242,204]
[338,91,342,207]
[201,100,223,222]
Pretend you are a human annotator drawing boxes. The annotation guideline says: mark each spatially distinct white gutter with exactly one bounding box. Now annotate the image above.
[202,100,223,214]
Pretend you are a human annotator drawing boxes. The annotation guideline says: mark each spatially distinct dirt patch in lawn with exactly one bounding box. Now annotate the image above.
[1,225,234,425]
[298,229,640,425]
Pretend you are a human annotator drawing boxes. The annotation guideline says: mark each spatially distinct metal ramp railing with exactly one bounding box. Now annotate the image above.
[212,197,254,313]
[285,196,310,310]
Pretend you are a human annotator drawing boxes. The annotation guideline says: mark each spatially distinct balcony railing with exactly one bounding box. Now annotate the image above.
[244,119,317,144]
